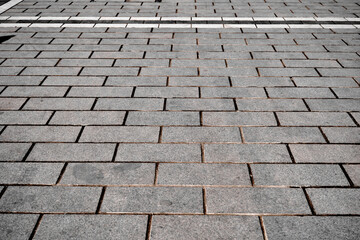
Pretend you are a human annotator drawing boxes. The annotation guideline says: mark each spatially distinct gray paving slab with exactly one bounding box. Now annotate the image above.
[94,98,164,110]
[34,215,147,240]
[203,112,277,126]
[49,111,126,125]
[0,143,31,161]
[0,98,27,110]
[23,98,95,110]
[277,112,355,126]
[67,87,133,97]
[264,216,360,240]
[206,187,311,214]
[0,186,101,213]
[0,111,52,125]
[1,86,68,97]
[126,111,199,126]
[306,99,360,111]
[322,127,360,143]
[101,187,203,213]
[0,214,39,240]
[135,87,198,98]
[151,216,263,240]
[201,87,266,98]
[167,99,235,110]
[344,165,360,186]
[236,99,308,111]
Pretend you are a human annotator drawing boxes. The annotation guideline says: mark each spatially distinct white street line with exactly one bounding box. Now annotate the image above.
[0,0,23,14]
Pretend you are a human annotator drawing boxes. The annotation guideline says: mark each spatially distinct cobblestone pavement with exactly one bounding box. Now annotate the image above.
[0,0,359,239]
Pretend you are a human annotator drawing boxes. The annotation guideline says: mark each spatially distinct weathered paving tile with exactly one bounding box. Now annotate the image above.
[259,68,319,77]
[0,126,81,142]
[80,126,159,143]
[306,99,360,111]
[158,163,250,186]
[322,127,360,143]
[277,112,355,126]
[57,59,114,67]
[68,87,132,97]
[344,165,360,186]
[0,98,27,110]
[60,163,155,185]
[318,68,360,77]
[116,144,201,163]
[0,186,101,213]
[21,67,82,76]
[140,68,198,76]
[290,144,360,163]
[101,187,203,213]
[114,59,169,67]
[307,188,360,214]
[0,111,52,125]
[205,144,291,163]
[23,98,95,110]
[282,60,341,68]
[50,111,126,125]
[0,67,23,75]
[151,216,263,240]
[43,76,105,86]
[1,86,68,97]
[266,87,334,98]
[81,67,139,76]
[200,68,258,77]
[236,99,307,111]
[332,88,360,98]
[243,127,325,143]
[171,59,226,67]
[232,77,293,87]
[203,112,276,126]
[0,214,39,240]
[135,87,198,98]
[264,216,360,240]
[162,127,241,143]
[34,215,147,240]
[169,77,229,86]
[0,163,64,184]
[206,187,310,214]
[95,98,164,110]
[252,164,348,186]
[126,112,199,126]
[293,77,358,87]
[0,143,31,161]
[167,99,235,110]
[28,143,115,162]
[106,77,167,86]
[201,87,266,98]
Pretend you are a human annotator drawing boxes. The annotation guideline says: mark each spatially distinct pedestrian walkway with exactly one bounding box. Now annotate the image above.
[0,0,359,239]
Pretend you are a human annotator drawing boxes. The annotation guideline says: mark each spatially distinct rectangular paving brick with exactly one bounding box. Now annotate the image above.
[151,216,263,240]
[306,99,360,111]
[206,187,310,214]
[252,164,349,186]
[67,87,133,97]
[171,59,226,67]
[157,163,250,186]
[169,77,230,87]
[49,111,126,125]
[162,127,241,143]
[203,112,276,126]
[21,67,82,76]
[307,189,360,214]
[0,186,101,213]
[200,68,258,77]
[0,143,31,161]
[264,216,360,240]
[0,111,52,125]
[126,112,199,126]
[0,98,27,110]
[60,163,155,185]
[114,59,169,67]
[35,215,147,240]
[135,87,198,98]
[101,187,203,213]
[23,98,95,110]
[266,87,334,98]
[201,87,266,98]
[332,88,360,98]
[322,127,360,143]
[1,86,68,97]
[0,214,39,240]
[80,126,159,143]
[277,112,355,126]
[259,68,319,77]
[167,99,235,110]
[293,77,358,87]
[95,98,164,110]
[106,77,167,86]
[243,127,326,143]
[344,165,360,186]
[43,76,105,86]
[28,143,116,162]
[116,144,201,163]
[81,67,139,76]
[140,68,198,76]
[0,126,81,142]
[236,99,308,111]
[0,163,64,184]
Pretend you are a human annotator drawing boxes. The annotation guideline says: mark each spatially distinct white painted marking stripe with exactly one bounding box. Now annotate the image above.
[0,0,23,14]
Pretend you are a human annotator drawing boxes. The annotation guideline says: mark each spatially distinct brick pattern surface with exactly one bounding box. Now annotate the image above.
[0,0,359,239]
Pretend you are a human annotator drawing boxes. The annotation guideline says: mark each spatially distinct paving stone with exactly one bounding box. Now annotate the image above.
[206,187,310,214]
[21,67,82,76]
[145,51,197,59]
[200,68,258,77]
[277,112,355,126]
[162,127,241,143]
[38,51,91,59]
[95,98,164,110]
[116,143,201,163]
[243,127,325,143]
[68,87,133,97]
[169,77,230,86]
[101,187,203,213]
[306,99,360,111]
[318,68,360,77]
[1,86,68,97]
[203,112,276,126]
[151,215,263,240]
[266,87,334,98]
[199,52,251,59]
[158,163,250,186]
[0,67,23,75]
[91,52,144,59]
[50,111,126,125]
[332,88,360,98]
[227,60,283,68]
[201,87,266,98]
[60,163,155,185]
[106,76,167,86]
[171,59,226,67]
[204,144,291,163]
[23,98,95,110]
[344,165,360,186]
[0,162,63,184]
[167,99,235,110]
[290,144,360,163]
[252,52,306,59]
[259,68,319,77]
[28,143,115,162]
[236,99,308,111]
[57,59,114,67]
[307,188,360,214]
[0,214,39,240]
[43,76,105,86]
[0,143,31,161]
[0,126,81,142]
[282,60,341,68]
[293,77,358,87]
[34,215,147,240]
[80,126,159,143]
[0,186,101,213]
[2,59,58,67]
[0,111,52,125]
[115,59,169,67]
[140,67,198,76]
[252,164,348,186]
[264,216,360,240]
[322,127,360,143]
[126,111,199,126]
[135,87,198,97]
[81,67,139,76]
[0,98,27,110]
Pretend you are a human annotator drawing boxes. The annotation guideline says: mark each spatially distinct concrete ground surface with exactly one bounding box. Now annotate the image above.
[0,0,359,239]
